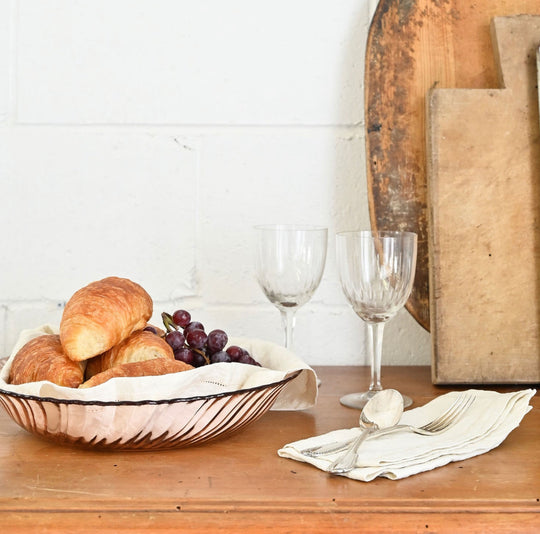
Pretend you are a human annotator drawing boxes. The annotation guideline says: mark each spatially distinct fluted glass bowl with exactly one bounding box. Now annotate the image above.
[0,356,300,450]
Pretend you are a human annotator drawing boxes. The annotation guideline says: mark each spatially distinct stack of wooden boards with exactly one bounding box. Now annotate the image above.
[365,1,540,383]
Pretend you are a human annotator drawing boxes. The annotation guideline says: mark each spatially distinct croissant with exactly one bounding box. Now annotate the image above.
[9,335,85,388]
[60,276,153,362]
[79,358,193,388]
[85,329,174,379]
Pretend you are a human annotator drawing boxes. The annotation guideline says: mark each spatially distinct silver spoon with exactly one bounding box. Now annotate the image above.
[327,389,404,474]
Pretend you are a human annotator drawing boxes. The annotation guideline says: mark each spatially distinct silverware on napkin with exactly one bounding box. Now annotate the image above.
[302,391,474,458]
[278,389,536,481]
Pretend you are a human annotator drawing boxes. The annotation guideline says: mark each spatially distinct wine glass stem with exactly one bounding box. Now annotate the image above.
[366,321,385,393]
[280,308,296,349]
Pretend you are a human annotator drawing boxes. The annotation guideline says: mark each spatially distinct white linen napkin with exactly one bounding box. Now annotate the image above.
[0,325,318,409]
[278,388,536,481]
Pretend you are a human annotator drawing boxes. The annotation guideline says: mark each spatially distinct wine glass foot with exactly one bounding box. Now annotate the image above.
[340,391,413,410]
[401,394,413,408]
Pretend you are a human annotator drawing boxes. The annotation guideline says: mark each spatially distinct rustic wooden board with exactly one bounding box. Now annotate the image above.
[365,0,540,332]
[427,15,540,384]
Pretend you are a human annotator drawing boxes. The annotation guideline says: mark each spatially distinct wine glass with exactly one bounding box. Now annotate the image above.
[255,224,328,349]
[336,230,417,409]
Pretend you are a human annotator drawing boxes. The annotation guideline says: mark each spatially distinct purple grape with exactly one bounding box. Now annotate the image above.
[184,321,205,334]
[165,330,185,351]
[243,355,261,366]
[192,352,207,367]
[207,329,228,354]
[172,309,191,328]
[238,349,261,366]
[143,326,157,334]
[186,329,208,350]
[174,347,195,365]
[238,352,252,364]
[226,345,244,362]
[210,350,232,363]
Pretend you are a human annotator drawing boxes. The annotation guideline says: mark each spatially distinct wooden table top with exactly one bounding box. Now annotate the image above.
[0,366,538,533]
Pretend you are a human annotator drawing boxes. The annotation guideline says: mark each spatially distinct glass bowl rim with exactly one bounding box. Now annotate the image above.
[0,369,301,407]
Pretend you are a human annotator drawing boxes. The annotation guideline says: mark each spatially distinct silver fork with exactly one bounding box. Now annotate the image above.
[301,392,475,458]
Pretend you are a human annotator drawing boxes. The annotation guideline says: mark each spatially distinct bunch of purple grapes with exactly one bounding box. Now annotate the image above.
[160,309,261,368]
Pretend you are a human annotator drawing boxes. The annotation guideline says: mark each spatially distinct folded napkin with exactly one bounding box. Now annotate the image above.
[0,325,318,409]
[278,388,536,481]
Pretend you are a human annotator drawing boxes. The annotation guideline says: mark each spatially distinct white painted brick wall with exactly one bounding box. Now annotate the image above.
[0,0,430,366]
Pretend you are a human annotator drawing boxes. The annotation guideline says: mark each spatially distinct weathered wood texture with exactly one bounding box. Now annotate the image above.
[427,16,540,384]
[365,0,540,332]
[0,367,538,533]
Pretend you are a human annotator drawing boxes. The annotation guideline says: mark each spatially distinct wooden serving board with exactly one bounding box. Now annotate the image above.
[427,15,540,384]
[365,0,540,332]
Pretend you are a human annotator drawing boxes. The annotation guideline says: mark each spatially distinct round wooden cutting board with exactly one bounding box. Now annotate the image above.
[365,0,540,331]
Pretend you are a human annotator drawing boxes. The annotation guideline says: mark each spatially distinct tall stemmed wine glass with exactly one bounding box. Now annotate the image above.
[255,224,328,349]
[336,230,417,409]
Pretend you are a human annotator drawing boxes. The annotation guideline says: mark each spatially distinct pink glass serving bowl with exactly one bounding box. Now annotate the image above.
[0,361,300,451]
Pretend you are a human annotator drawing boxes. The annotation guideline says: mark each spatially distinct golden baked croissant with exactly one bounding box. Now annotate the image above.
[79,358,193,388]
[85,329,174,379]
[9,335,85,388]
[60,276,153,362]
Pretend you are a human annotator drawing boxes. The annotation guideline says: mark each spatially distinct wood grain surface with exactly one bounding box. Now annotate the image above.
[0,366,538,533]
[427,15,540,384]
[365,0,540,331]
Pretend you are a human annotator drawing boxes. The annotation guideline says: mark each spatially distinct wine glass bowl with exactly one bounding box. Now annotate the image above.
[336,230,417,409]
[255,225,328,348]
